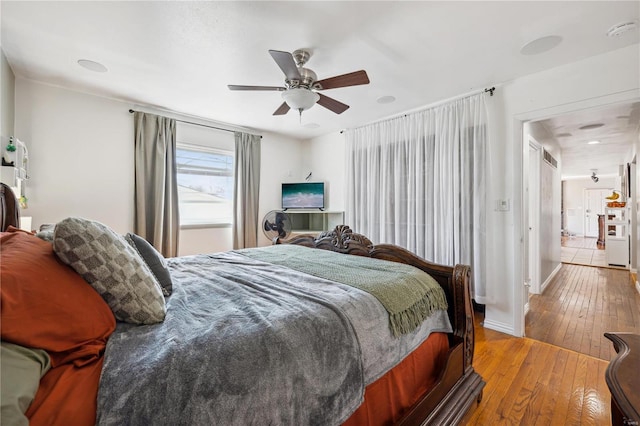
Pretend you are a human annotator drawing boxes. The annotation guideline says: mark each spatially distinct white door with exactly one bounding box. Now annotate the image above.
[584,189,609,237]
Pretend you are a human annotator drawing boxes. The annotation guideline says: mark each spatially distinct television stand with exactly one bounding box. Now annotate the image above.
[284,210,343,234]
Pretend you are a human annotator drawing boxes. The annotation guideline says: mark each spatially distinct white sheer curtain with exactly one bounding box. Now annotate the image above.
[345,93,489,302]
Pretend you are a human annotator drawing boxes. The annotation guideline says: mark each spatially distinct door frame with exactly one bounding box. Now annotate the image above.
[528,136,541,297]
[514,90,640,337]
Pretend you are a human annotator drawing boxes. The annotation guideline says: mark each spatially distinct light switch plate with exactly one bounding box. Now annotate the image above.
[496,199,510,211]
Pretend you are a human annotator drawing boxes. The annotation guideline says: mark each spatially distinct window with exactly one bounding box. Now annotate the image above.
[176,145,234,227]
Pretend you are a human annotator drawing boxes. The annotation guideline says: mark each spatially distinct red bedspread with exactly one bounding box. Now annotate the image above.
[343,332,450,425]
[0,229,115,425]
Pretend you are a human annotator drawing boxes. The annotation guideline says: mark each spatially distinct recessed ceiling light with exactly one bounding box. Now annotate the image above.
[607,21,638,37]
[520,35,563,55]
[376,95,396,104]
[303,122,319,129]
[77,59,108,72]
[556,132,572,137]
[579,123,605,130]
[587,140,600,145]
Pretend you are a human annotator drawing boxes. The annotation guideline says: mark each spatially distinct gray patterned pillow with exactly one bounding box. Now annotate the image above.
[52,217,166,325]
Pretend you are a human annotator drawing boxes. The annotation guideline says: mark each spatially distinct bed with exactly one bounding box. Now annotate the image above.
[0,202,484,425]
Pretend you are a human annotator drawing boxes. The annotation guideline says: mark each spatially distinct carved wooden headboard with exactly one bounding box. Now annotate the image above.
[0,183,20,232]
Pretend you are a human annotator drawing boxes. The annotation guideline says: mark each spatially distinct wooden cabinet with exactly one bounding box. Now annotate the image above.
[597,214,605,245]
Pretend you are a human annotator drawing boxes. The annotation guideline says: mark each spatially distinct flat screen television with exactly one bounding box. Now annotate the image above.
[282,182,325,210]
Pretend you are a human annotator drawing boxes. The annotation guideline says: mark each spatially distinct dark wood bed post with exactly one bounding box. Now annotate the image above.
[275,225,485,425]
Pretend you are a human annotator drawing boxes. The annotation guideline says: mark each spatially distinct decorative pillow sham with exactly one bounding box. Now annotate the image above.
[0,342,51,426]
[0,230,115,366]
[52,217,166,325]
[125,233,172,296]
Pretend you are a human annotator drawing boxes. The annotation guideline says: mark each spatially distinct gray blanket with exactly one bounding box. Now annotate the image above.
[97,250,452,425]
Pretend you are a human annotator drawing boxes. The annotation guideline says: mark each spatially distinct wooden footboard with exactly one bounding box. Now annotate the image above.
[275,225,485,425]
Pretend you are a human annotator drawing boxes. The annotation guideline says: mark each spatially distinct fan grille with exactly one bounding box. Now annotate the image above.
[262,210,291,240]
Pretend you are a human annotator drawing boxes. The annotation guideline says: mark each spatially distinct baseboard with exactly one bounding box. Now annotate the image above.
[540,263,562,294]
[482,318,516,336]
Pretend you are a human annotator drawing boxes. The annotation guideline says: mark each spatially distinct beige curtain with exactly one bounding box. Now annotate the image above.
[133,112,180,257]
[233,132,261,249]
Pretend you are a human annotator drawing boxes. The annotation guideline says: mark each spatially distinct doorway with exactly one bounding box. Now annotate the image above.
[517,95,640,338]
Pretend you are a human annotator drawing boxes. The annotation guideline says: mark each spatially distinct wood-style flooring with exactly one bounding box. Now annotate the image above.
[463,318,611,425]
[465,249,640,424]
[526,264,640,361]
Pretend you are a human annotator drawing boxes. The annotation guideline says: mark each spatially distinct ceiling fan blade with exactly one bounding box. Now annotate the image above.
[228,85,285,91]
[273,102,290,116]
[317,93,349,114]
[316,70,370,90]
[269,50,302,81]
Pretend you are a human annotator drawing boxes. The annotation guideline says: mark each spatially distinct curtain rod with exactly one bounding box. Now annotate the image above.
[340,86,497,134]
[128,109,262,138]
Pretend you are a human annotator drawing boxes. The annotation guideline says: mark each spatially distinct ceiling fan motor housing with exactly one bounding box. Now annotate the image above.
[287,67,317,89]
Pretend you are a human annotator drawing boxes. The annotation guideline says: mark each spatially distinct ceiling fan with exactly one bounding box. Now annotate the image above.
[228,49,370,118]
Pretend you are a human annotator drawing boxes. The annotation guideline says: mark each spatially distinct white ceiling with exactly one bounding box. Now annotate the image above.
[536,102,640,179]
[1,1,639,150]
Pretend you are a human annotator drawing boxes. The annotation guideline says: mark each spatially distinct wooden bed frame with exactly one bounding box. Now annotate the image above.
[2,175,484,425]
[275,225,485,425]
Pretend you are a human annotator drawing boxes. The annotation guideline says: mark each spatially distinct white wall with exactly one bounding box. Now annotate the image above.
[1,49,15,149]
[14,78,304,253]
[15,78,134,233]
[301,132,346,212]
[303,44,640,336]
[562,176,617,236]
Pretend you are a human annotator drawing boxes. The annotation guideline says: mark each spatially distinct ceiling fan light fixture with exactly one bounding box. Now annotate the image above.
[281,88,320,112]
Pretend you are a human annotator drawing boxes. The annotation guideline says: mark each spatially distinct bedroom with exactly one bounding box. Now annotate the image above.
[1,1,639,425]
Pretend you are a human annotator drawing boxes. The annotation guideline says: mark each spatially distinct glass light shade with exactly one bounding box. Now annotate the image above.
[281,88,320,111]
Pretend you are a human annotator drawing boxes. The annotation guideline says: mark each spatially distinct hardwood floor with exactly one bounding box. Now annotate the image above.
[526,264,640,361]
[464,317,611,425]
[465,257,640,424]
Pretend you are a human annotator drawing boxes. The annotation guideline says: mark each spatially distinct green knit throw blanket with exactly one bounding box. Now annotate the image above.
[237,245,448,337]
